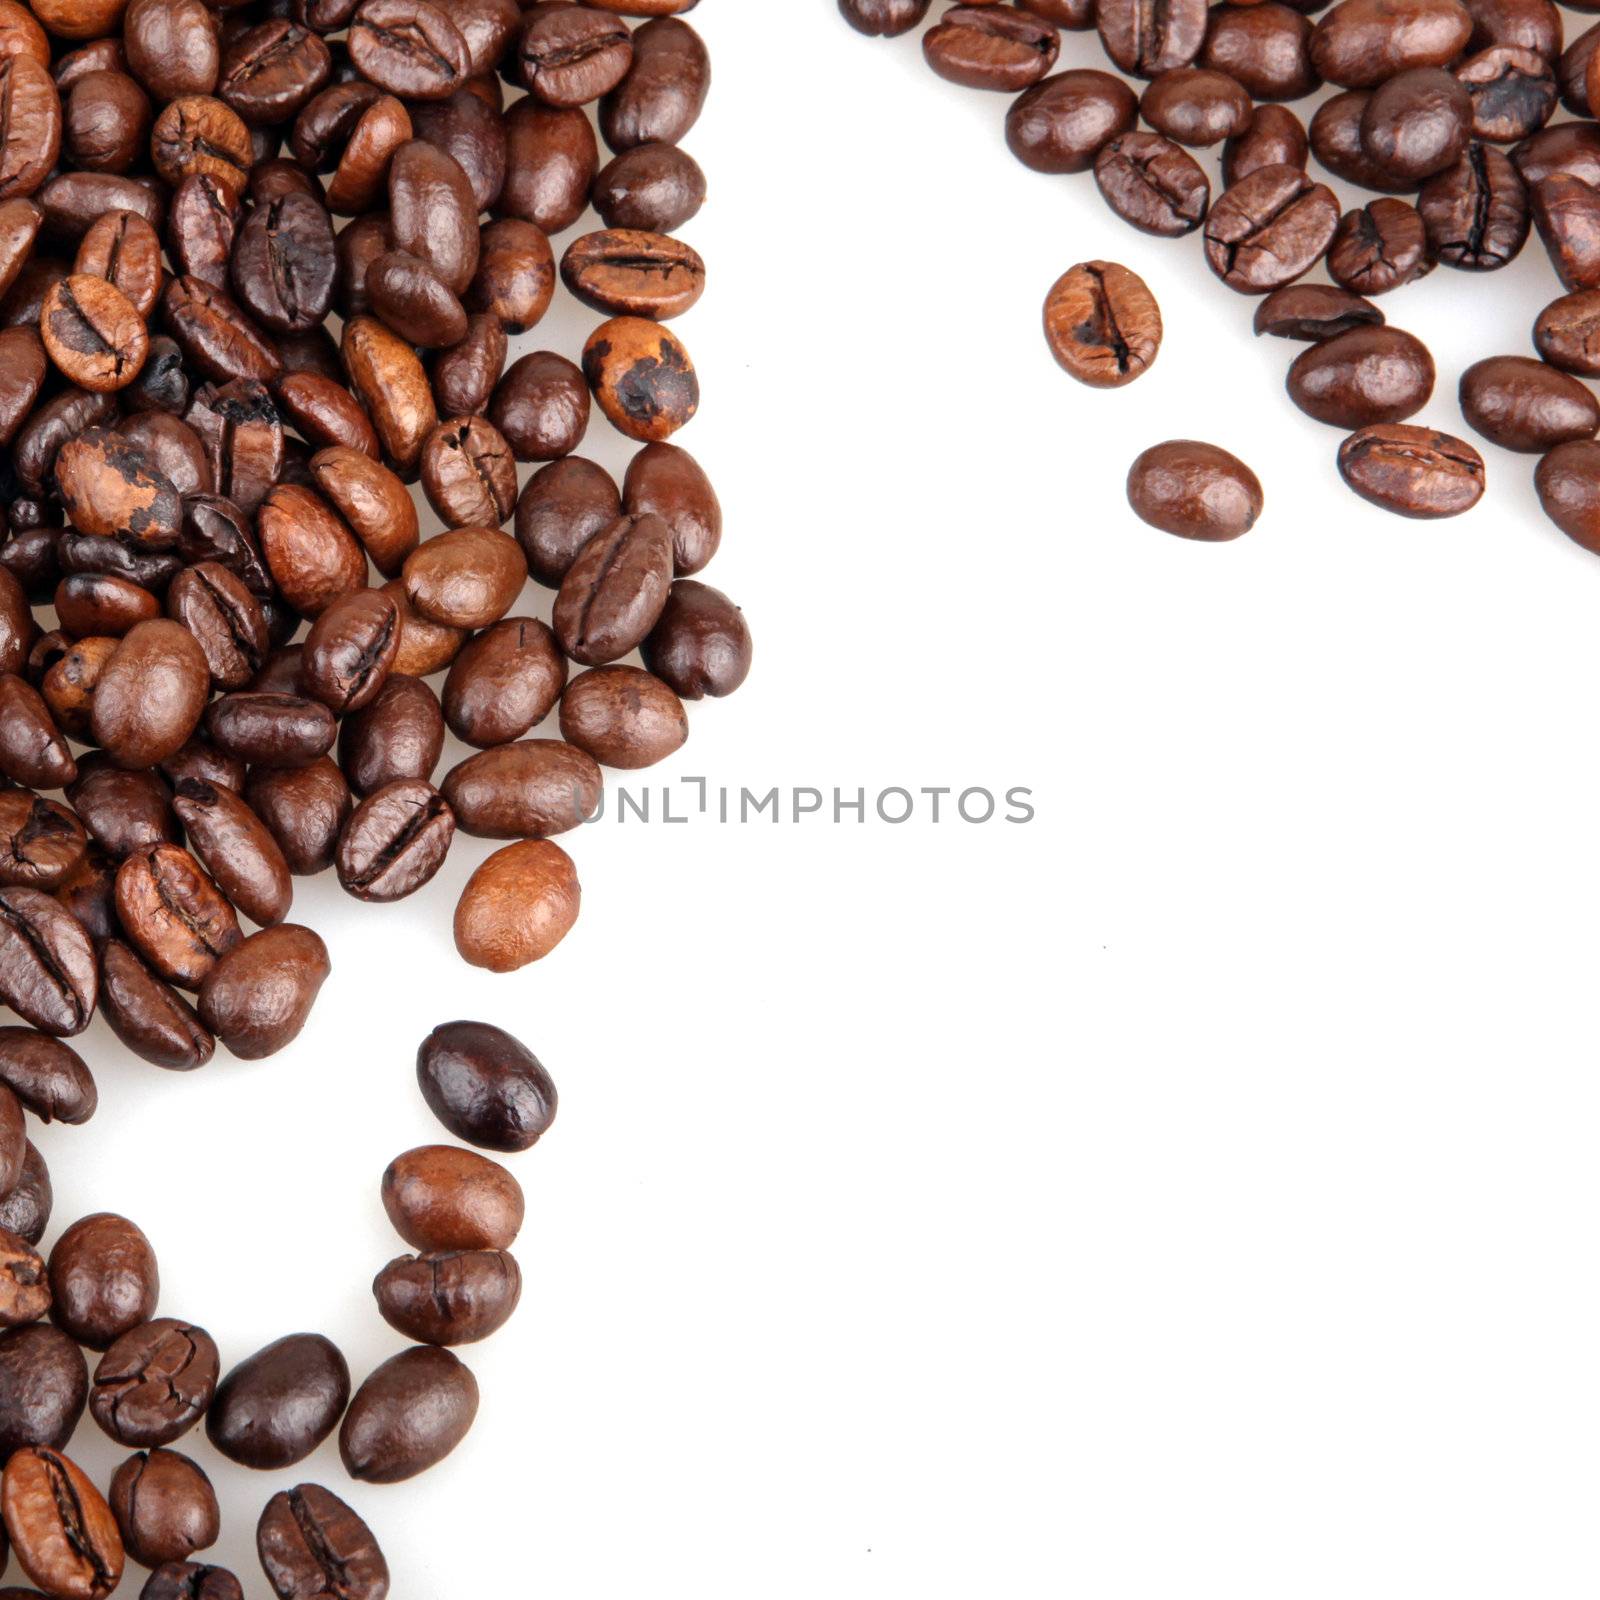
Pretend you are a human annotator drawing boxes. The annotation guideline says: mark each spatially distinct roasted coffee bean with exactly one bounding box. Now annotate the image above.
[0,1082,22,1196]
[0,676,75,790]
[403,526,526,629]
[40,275,148,393]
[1327,199,1433,297]
[1199,3,1317,101]
[0,795,88,892]
[492,349,592,462]
[442,739,601,839]
[15,387,119,498]
[1042,259,1161,386]
[98,939,216,1071]
[442,619,566,748]
[1097,0,1205,76]
[67,765,177,861]
[1459,354,1600,451]
[382,1144,524,1251]
[196,923,329,1058]
[411,90,508,214]
[0,1322,86,1456]
[341,314,438,475]
[90,622,209,772]
[117,413,211,500]
[1337,423,1486,516]
[0,328,44,451]
[517,455,622,585]
[48,1214,158,1351]
[420,417,518,530]
[337,675,444,794]
[335,779,455,901]
[0,889,96,1035]
[432,313,507,419]
[166,178,236,295]
[1559,24,1600,118]
[592,141,705,233]
[230,193,336,336]
[142,1563,245,1600]
[206,1332,349,1468]
[38,173,162,242]
[256,483,367,617]
[115,844,242,991]
[373,1249,521,1345]
[256,1484,387,1600]
[641,580,752,701]
[388,138,480,296]
[1006,69,1138,174]
[171,778,292,928]
[73,210,161,319]
[840,0,931,30]
[108,1450,219,1570]
[1140,67,1252,147]
[583,315,698,441]
[245,759,352,876]
[122,0,217,101]
[1094,131,1209,236]
[90,1319,219,1449]
[218,21,330,126]
[151,95,252,197]
[0,1029,94,1123]
[53,431,180,549]
[204,692,338,769]
[1311,0,1472,86]
[334,212,389,320]
[601,15,707,149]
[1534,289,1600,374]
[166,564,268,691]
[1533,174,1600,291]
[560,663,687,769]
[64,72,152,175]
[300,588,399,716]
[185,383,284,521]
[0,1140,51,1245]
[348,0,467,102]
[1512,125,1600,190]
[1419,142,1529,268]
[1309,90,1413,191]
[339,1344,478,1482]
[1203,164,1339,294]
[1455,45,1555,142]
[561,228,704,321]
[553,513,673,665]
[0,1226,47,1326]
[1536,438,1600,552]
[164,279,281,387]
[417,1019,557,1148]
[1126,440,1263,540]
[0,1448,123,1600]
[54,850,121,948]
[308,448,419,579]
[1358,66,1471,184]
[366,250,468,349]
[1286,324,1436,429]
[499,100,598,235]
[160,741,245,795]
[519,3,633,106]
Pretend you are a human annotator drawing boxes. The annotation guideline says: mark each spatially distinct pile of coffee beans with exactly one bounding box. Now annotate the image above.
[841,0,1600,541]
[0,1016,551,1597]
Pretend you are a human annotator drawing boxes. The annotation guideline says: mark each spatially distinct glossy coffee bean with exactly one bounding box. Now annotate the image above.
[0,1448,123,1600]
[592,141,705,233]
[218,21,330,126]
[1337,424,1486,516]
[348,0,467,100]
[420,417,518,531]
[1094,131,1210,236]
[230,193,336,336]
[341,315,438,476]
[373,1249,521,1345]
[1458,354,1600,451]
[142,1563,245,1600]
[560,664,687,768]
[1006,69,1138,174]
[308,447,419,578]
[1200,3,1318,100]
[583,315,698,441]
[404,527,526,630]
[515,456,621,586]
[339,1344,478,1481]
[40,275,147,393]
[245,759,352,877]
[561,229,704,320]
[1126,440,1263,540]
[0,795,87,892]
[108,1450,219,1569]
[300,588,400,715]
[166,566,266,693]
[518,3,633,107]
[1327,199,1432,295]
[442,740,602,840]
[337,675,445,795]
[1310,91,1415,191]
[206,1333,350,1468]
[491,349,591,461]
[335,780,455,902]
[1418,143,1529,269]
[642,580,752,700]
[1533,175,1600,291]
[204,692,337,769]
[1310,0,1472,87]
[99,940,214,1071]
[0,1226,47,1326]
[553,512,674,665]
[74,210,161,318]
[0,1029,95,1124]
[67,765,177,862]
[417,1020,558,1148]
[601,16,708,148]
[366,251,468,349]
[1140,67,1252,147]
[170,779,292,929]
[1358,66,1471,184]
[53,430,179,549]
[622,442,718,574]
[0,1141,51,1245]
[1534,288,1600,373]
[196,924,330,1058]
[839,0,931,31]
[1042,259,1161,386]
[499,100,598,235]
[0,1322,87,1456]
[1285,325,1436,427]
[1097,0,1205,76]
[442,619,566,748]
[48,1214,158,1351]
[1456,45,1555,143]
[115,845,242,991]
[256,1484,387,1600]
[382,1144,524,1251]
[1535,438,1600,552]
[0,889,97,1035]
[91,621,210,772]
[90,1318,219,1448]
[1204,164,1339,293]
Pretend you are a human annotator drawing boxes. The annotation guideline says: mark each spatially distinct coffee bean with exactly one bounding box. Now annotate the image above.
[1533,174,1600,291]
[560,663,687,768]
[561,228,705,319]
[1535,438,1600,551]
[1337,423,1486,516]
[0,1029,95,1123]
[622,441,720,574]
[500,100,599,235]
[186,382,285,519]
[592,141,705,234]
[48,1213,158,1351]
[337,674,445,795]
[554,512,674,665]
[0,1227,48,1326]
[366,250,468,349]
[1286,325,1436,428]
[1310,0,1472,87]
[518,4,633,107]
[256,1484,387,1600]
[40,274,148,393]
[123,0,218,102]
[67,763,178,861]
[840,0,931,31]
[1140,66,1252,147]
[1094,131,1210,236]
[601,15,708,149]
[443,618,566,748]
[388,138,480,296]
[116,842,243,995]
[1310,90,1412,192]
[98,939,216,1071]
[1459,354,1600,452]
[207,1333,349,1469]
[1097,0,1206,76]
[410,91,508,213]
[1203,164,1339,293]
[0,888,97,1035]
[348,0,467,101]
[1534,289,1600,374]
[0,1140,51,1245]
[373,1249,521,1345]
[0,1322,86,1455]
[166,564,268,691]
[1358,66,1471,185]
[0,676,75,791]
[218,21,331,126]
[1042,259,1161,387]
[442,739,602,840]
[0,1448,124,1600]
[230,192,336,335]
[142,1563,245,1600]
[1418,143,1529,269]
[195,923,330,1058]
[491,349,591,461]
[417,1019,557,1148]
[339,1345,478,1482]
[1456,44,1555,142]
[1006,69,1138,174]
[90,1318,219,1447]
[308,446,419,578]
[403,526,526,629]
[300,587,400,715]
[340,314,438,475]
[0,794,87,892]
[420,416,518,530]
[170,778,293,928]
[1327,199,1433,295]
[164,279,282,387]
[108,1450,219,1569]
[431,313,507,419]
[245,758,353,876]
[335,779,455,901]
[1200,3,1318,100]
[74,210,162,319]
[1126,440,1263,540]
[641,579,753,701]
[582,315,699,442]
[516,456,622,585]
[382,1143,524,1253]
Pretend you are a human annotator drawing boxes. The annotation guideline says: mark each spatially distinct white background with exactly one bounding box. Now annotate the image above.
[25,3,1600,1597]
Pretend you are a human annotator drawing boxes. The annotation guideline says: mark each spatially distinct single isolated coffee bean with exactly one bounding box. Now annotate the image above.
[1042,259,1161,387]
[339,1344,479,1482]
[561,229,705,320]
[1285,325,1436,428]
[256,1484,387,1600]
[206,1332,349,1470]
[417,1020,558,1150]
[1337,424,1487,517]
[381,1144,526,1251]
[373,1248,522,1345]
[1459,355,1600,452]
[582,316,699,442]
[47,1212,159,1351]
[1126,440,1264,540]
[454,840,582,972]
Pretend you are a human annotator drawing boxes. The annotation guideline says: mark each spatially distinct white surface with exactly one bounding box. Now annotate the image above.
[28,5,1600,1597]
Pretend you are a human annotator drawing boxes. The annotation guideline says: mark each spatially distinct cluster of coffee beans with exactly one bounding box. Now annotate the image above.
[841,0,1600,544]
[0,1017,551,1597]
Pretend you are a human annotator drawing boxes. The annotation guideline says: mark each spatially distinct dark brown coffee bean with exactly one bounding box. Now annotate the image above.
[0,796,87,893]
[403,526,526,629]
[170,778,292,929]
[366,250,468,349]
[0,1221,44,1324]
[1558,25,1600,118]
[160,742,245,796]
[65,765,175,866]
[99,939,214,1071]
[335,779,455,901]
[0,1029,94,1124]
[925,5,1059,88]
[244,759,352,876]
[123,0,218,102]
[14,387,118,498]
[600,15,707,150]
[382,1143,523,1251]
[72,210,160,320]
[1455,45,1556,142]
[90,1319,219,1449]
[0,58,62,203]
[431,313,507,419]
[337,675,444,795]
[441,739,601,839]
[583,315,698,441]
[1534,289,1600,373]
[339,1345,477,1482]
[1311,0,1472,87]
[553,512,673,665]
[48,1214,157,1352]
[1358,66,1472,184]
[164,279,282,387]
[498,98,597,235]
[256,1484,386,1600]
[515,456,621,586]
[142,1562,245,1600]
[108,1449,218,1570]
[1310,90,1414,191]
[840,0,931,30]
[490,349,590,461]
[1200,3,1318,100]
[1097,0,1204,75]
[0,676,74,791]
[519,3,633,106]
[185,381,284,516]
[0,1322,85,1455]
[308,447,419,579]
[196,923,329,1058]
[256,484,367,620]
[0,889,96,1035]
[559,663,686,769]
[373,1249,520,1345]
[1126,440,1263,540]
[1286,325,1435,427]
[40,275,147,393]
[230,193,336,336]
[420,417,518,531]
[341,313,438,475]
[151,96,252,197]
[592,140,705,233]
[348,0,467,100]
[218,21,330,126]
[1327,199,1434,296]
[207,1333,349,1468]
[411,89,508,213]
[1140,67,1252,146]
[1094,131,1209,236]
[1459,354,1600,451]
[1419,142,1530,268]
[1533,173,1600,290]
[417,1018,556,1148]
[641,579,752,701]
[441,620,563,749]
[1006,69,1138,174]
[300,588,400,715]
[165,565,267,693]
[0,325,44,449]
[0,1448,123,1600]
[166,177,236,295]
[90,622,209,772]
[115,845,242,992]
[388,138,479,297]
[1042,259,1161,387]
[1203,164,1339,293]
[1535,438,1600,551]
[203,692,338,770]
[1337,424,1486,516]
